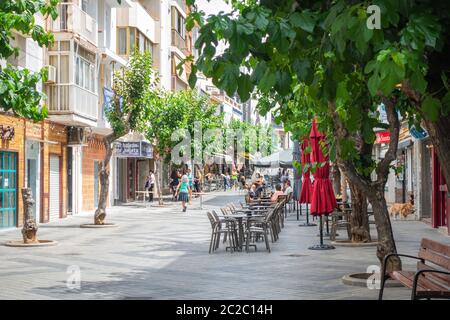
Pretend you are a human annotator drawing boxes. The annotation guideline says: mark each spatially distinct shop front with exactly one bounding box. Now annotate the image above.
[0,114,68,229]
[114,140,154,203]
[432,149,450,235]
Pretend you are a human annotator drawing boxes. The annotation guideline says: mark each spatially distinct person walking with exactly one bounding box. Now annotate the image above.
[175,173,190,212]
[145,170,155,202]
[231,169,238,190]
[194,169,202,193]
[187,168,194,204]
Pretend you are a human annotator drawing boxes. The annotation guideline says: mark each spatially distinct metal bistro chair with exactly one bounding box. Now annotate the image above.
[252,202,281,243]
[330,209,352,241]
[207,211,238,253]
[245,210,273,253]
[277,195,287,228]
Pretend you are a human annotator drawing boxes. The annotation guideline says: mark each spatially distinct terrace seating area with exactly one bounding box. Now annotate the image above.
[207,191,293,253]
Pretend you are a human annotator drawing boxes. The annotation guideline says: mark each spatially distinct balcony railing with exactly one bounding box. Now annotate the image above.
[171,29,189,56]
[46,84,98,121]
[48,3,98,46]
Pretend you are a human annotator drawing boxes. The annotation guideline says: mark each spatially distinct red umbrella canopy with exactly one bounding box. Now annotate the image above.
[299,136,313,204]
[309,119,336,215]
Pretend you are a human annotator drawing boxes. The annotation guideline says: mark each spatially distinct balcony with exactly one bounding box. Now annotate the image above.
[46,84,98,127]
[47,3,98,47]
[171,29,189,56]
[116,2,158,44]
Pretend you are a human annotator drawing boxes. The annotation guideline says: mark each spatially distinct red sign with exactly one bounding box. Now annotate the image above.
[376,131,390,144]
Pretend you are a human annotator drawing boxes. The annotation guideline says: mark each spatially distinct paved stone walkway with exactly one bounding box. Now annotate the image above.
[0,191,449,300]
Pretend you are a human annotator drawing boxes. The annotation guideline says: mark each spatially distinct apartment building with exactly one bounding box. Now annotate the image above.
[0,0,189,229]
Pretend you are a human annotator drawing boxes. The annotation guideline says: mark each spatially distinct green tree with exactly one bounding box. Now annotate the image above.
[0,0,58,121]
[95,50,160,224]
[144,89,223,204]
[186,0,450,271]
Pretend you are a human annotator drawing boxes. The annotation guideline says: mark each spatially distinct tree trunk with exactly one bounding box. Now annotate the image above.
[330,98,401,271]
[348,181,370,242]
[95,135,115,225]
[340,171,348,202]
[155,158,164,205]
[367,187,401,273]
[21,188,38,243]
[331,162,341,196]
[423,116,450,194]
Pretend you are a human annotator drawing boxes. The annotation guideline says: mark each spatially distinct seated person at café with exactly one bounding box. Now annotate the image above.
[245,184,257,203]
[271,184,285,203]
[253,173,266,197]
[283,180,293,195]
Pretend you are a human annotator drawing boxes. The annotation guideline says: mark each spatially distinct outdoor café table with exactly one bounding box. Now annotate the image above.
[135,190,155,204]
[217,213,266,250]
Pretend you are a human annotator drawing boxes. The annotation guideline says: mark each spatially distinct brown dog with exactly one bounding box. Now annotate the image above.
[389,203,415,220]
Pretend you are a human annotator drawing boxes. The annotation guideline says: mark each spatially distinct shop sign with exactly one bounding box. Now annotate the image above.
[115,141,153,158]
[141,142,153,158]
[409,125,428,140]
[375,131,390,144]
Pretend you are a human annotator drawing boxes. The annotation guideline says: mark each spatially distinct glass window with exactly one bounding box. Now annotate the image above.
[118,28,127,55]
[60,55,69,83]
[138,31,145,53]
[75,56,80,85]
[130,28,135,52]
[59,41,70,51]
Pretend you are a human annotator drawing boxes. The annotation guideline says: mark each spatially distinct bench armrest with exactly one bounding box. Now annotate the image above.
[381,253,425,278]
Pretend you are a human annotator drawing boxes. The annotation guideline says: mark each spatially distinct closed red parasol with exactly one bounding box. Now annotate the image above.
[308,119,336,250]
[298,136,317,227]
[299,137,313,204]
[309,119,336,215]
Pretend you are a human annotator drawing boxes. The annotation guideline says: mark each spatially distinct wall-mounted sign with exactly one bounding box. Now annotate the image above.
[375,131,390,144]
[409,125,428,140]
[115,141,153,158]
[0,125,15,140]
[141,141,153,158]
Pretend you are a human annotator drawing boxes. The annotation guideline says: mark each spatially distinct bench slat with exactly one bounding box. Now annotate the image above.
[421,238,450,256]
[417,262,450,287]
[419,248,450,270]
[392,271,449,292]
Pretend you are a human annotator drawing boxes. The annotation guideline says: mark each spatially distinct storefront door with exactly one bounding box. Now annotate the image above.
[26,141,41,223]
[0,151,17,228]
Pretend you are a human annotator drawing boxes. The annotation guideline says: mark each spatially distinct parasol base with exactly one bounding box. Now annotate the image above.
[317,233,334,237]
[299,223,317,227]
[308,244,335,250]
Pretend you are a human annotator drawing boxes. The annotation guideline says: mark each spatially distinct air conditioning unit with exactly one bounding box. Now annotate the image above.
[45,65,57,83]
[67,127,87,145]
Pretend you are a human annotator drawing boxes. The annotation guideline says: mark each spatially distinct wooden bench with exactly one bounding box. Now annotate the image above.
[379,238,450,300]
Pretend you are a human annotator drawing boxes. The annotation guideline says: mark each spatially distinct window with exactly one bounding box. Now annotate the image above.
[130,28,135,52]
[172,9,185,39]
[74,43,96,92]
[118,28,127,55]
[117,27,154,57]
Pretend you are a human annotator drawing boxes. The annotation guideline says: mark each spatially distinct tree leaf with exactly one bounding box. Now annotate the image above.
[290,11,316,33]
[237,74,253,102]
[422,96,441,121]
[258,68,276,93]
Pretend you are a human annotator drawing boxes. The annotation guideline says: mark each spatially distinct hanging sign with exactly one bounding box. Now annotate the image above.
[375,131,390,144]
[115,141,153,158]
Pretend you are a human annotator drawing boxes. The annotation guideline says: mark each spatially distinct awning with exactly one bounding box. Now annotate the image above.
[251,148,293,168]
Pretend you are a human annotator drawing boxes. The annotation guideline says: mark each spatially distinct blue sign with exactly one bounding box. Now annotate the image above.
[410,125,428,140]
